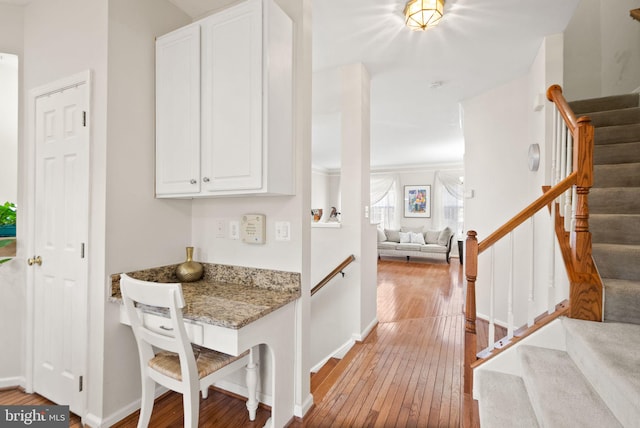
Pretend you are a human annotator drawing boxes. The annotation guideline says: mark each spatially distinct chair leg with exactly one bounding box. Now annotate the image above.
[183,385,200,428]
[246,351,259,421]
[201,385,209,399]
[138,376,155,428]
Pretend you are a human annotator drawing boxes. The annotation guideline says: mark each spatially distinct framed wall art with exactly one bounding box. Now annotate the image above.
[404,185,431,218]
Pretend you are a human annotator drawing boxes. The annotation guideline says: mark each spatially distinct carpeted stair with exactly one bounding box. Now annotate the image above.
[476,318,640,427]
[570,93,640,324]
[475,93,640,427]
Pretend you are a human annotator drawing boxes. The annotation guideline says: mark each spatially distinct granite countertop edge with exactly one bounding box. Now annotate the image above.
[110,262,301,330]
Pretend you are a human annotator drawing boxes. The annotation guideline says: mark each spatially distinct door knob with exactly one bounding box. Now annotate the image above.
[27,256,42,266]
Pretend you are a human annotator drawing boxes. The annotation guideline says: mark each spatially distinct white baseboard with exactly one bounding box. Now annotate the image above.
[0,377,25,389]
[632,85,640,94]
[214,379,272,407]
[294,393,314,418]
[310,338,356,374]
[353,317,378,342]
[87,385,167,427]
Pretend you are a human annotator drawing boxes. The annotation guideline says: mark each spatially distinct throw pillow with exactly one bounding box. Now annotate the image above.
[424,230,440,244]
[438,227,453,246]
[410,232,425,245]
[377,228,387,242]
[385,229,401,243]
[399,232,411,243]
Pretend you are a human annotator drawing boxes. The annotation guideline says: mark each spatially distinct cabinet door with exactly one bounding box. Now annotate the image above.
[201,0,263,192]
[156,24,201,196]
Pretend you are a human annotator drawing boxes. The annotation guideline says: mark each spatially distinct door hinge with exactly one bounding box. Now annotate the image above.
[82,111,87,127]
[81,243,85,259]
[79,375,83,392]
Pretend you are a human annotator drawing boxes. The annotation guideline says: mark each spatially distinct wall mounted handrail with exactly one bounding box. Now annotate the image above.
[311,255,355,296]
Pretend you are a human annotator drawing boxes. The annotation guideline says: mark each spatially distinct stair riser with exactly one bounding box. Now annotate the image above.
[603,280,640,324]
[595,124,640,145]
[587,107,640,127]
[591,215,640,245]
[594,163,640,187]
[590,188,640,214]
[594,142,640,165]
[570,94,640,115]
[593,245,640,281]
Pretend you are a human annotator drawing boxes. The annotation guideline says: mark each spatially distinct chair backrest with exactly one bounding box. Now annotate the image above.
[120,274,197,380]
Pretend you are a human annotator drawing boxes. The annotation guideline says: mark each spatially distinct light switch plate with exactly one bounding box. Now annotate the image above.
[275,221,291,241]
[241,214,266,244]
[229,220,240,240]
[214,219,226,238]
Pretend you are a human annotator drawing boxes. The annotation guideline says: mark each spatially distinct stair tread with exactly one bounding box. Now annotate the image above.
[594,141,640,165]
[590,187,640,214]
[519,345,622,428]
[594,163,640,187]
[587,107,640,127]
[594,123,640,145]
[563,318,640,427]
[570,93,640,114]
[476,370,539,428]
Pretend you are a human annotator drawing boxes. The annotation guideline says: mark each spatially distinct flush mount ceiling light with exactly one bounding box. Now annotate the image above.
[404,0,445,31]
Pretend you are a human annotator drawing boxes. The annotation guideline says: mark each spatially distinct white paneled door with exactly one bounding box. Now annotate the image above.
[32,81,89,415]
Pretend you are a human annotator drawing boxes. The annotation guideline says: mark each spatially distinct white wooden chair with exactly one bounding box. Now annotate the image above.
[120,273,258,427]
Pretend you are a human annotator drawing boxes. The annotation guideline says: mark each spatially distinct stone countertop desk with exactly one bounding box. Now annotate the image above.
[110,262,301,329]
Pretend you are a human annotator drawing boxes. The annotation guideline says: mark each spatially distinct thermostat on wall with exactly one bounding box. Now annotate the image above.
[241,214,266,244]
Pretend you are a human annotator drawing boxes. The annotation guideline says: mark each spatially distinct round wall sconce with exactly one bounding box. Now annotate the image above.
[528,143,540,171]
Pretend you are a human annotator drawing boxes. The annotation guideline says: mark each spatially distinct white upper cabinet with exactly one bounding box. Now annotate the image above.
[155,24,201,195]
[155,0,294,198]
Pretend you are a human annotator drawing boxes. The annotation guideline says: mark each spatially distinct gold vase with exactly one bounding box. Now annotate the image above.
[176,246,203,282]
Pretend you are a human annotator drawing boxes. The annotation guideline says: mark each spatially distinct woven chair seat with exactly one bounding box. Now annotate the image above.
[150,346,250,381]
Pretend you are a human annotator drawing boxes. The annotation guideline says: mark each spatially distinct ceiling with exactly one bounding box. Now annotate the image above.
[168,0,579,170]
[4,0,580,170]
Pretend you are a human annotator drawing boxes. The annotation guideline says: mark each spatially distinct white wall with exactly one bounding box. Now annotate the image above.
[564,0,640,100]
[462,35,569,328]
[102,0,192,422]
[0,3,23,388]
[0,54,18,204]
[23,0,109,422]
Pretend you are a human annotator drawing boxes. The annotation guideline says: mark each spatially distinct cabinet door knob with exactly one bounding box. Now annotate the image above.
[190,179,197,185]
[203,177,210,183]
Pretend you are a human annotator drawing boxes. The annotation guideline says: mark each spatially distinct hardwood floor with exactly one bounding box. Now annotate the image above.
[0,258,466,427]
[291,258,465,427]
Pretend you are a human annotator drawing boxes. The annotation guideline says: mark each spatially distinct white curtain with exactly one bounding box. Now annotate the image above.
[370,174,400,229]
[434,170,464,236]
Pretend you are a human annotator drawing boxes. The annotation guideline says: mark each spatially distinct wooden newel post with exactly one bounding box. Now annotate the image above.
[464,230,479,395]
[572,116,594,272]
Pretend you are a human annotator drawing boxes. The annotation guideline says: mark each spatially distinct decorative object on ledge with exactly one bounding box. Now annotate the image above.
[328,206,340,222]
[311,208,323,222]
[176,246,203,282]
[404,0,445,31]
[404,185,431,218]
[631,8,640,22]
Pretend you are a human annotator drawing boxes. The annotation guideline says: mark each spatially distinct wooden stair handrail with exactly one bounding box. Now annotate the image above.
[464,84,601,397]
[478,172,577,254]
[311,255,355,296]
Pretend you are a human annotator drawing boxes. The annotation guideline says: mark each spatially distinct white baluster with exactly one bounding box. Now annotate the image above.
[489,246,495,348]
[548,202,557,314]
[554,108,561,185]
[571,185,578,234]
[559,122,568,209]
[564,132,573,231]
[528,216,535,327]
[507,232,514,340]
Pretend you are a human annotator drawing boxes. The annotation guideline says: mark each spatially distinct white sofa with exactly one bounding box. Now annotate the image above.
[377,226,454,263]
